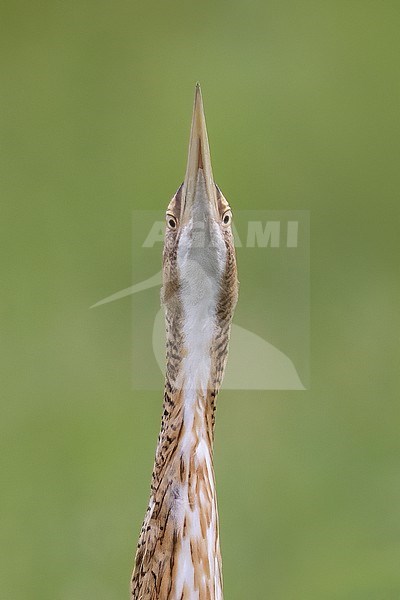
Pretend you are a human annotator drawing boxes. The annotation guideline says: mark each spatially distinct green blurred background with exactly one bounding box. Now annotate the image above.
[1,1,399,598]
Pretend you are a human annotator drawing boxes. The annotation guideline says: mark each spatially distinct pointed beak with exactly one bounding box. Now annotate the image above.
[181,83,218,223]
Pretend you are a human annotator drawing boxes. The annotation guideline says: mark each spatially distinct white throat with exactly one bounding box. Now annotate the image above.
[177,170,226,396]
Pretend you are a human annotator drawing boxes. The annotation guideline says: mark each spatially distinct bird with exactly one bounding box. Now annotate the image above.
[131,84,239,599]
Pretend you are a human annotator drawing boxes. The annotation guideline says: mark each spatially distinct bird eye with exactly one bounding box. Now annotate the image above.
[166,213,178,230]
[222,210,232,226]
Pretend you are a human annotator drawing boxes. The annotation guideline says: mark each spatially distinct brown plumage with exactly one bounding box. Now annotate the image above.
[131,84,238,600]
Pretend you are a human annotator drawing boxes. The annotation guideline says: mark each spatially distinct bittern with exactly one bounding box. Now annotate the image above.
[131,84,239,599]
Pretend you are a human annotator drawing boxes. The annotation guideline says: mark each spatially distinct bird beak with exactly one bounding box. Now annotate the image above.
[181,83,218,223]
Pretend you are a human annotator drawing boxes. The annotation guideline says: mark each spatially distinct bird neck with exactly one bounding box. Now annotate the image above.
[153,378,217,492]
[132,302,230,598]
[145,376,223,599]
[131,340,224,599]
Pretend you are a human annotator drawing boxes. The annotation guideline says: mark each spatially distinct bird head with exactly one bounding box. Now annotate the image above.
[161,85,238,337]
